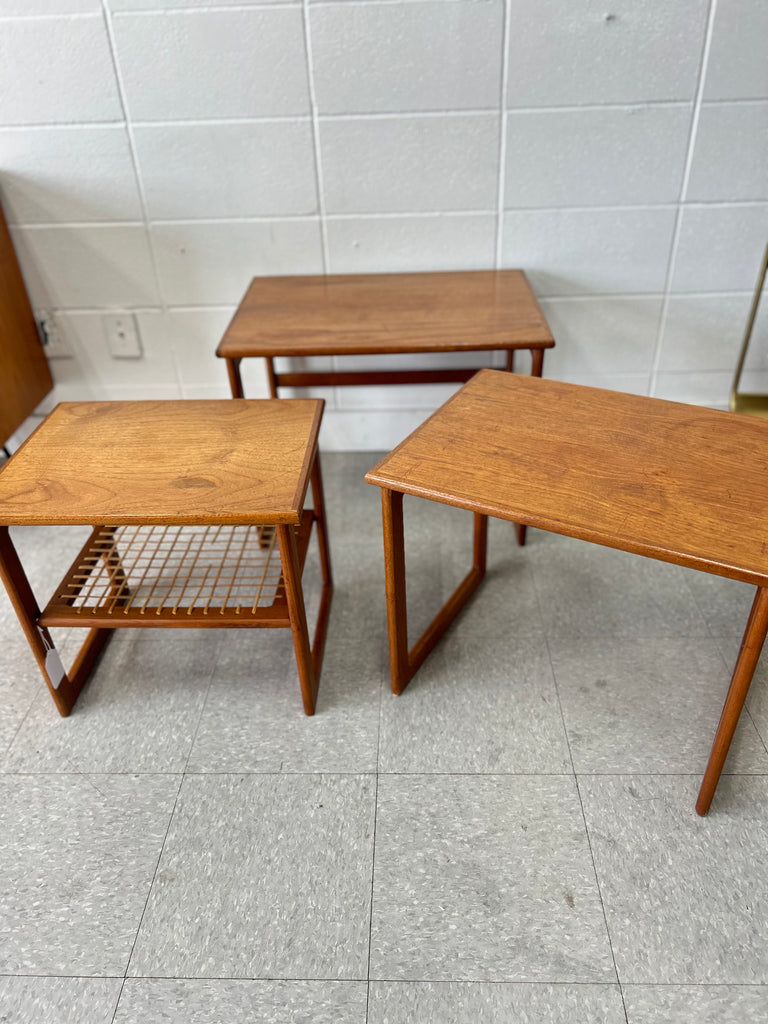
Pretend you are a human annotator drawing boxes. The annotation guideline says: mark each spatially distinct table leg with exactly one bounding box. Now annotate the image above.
[265,357,278,398]
[696,585,768,815]
[0,526,111,716]
[511,347,547,547]
[225,357,244,398]
[278,522,320,715]
[382,489,409,693]
[381,489,487,695]
[309,451,333,680]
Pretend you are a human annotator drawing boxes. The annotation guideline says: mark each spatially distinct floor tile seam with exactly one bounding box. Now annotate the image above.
[543,634,626,1015]
[574,770,768,778]
[746,706,768,757]
[120,773,186,989]
[365,772,380,1023]
[182,769,379,777]
[0,684,44,770]
[10,972,768,989]
[0,972,125,980]
[0,770,186,778]
[542,632,720,641]
[366,972,624,985]
[117,972,626,984]
[552,626,625,1001]
[123,973,374,983]
[178,638,224,777]
[619,982,768,989]
[2,769,766,778]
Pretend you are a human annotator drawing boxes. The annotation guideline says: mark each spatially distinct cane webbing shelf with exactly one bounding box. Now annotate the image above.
[39,514,314,629]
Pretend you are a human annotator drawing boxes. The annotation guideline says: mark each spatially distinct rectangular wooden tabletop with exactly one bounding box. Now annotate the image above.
[0,399,323,526]
[366,370,768,588]
[216,270,554,358]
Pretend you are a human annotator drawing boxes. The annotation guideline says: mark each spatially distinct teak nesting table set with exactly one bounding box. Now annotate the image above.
[2,269,768,816]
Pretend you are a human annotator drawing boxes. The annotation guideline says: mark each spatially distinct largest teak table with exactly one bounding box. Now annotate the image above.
[366,370,768,815]
[0,399,333,716]
[216,269,554,398]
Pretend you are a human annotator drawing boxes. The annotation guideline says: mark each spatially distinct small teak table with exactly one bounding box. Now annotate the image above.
[0,400,333,716]
[216,269,554,398]
[365,370,768,815]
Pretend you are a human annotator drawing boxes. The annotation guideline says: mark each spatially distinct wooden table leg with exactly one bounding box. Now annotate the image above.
[225,357,244,398]
[309,451,333,682]
[696,585,768,815]
[278,522,320,715]
[511,346,548,548]
[382,489,410,694]
[0,526,111,716]
[265,356,278,398]
[381,489,487,695]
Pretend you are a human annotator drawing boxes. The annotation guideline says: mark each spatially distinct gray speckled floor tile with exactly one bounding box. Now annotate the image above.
[580,774,768,984]
[529,536,710,638]
[188,636,381,772]
[0,773,179,976]
[379,636,570,773]
[0,974,120,1024]
[129,773,375,979]
[0,638,42,758]
[370,775,615,982]
[684,569,757,637]
[623,984,768,1023]
[0,976,121,1023]
[368,981,627,1023]
[114,979,367,1023]
[443,555,545,640]
[2,631,220,774]
[551,637,768,773]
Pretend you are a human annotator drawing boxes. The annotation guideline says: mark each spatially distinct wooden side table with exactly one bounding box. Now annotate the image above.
[216,269,554,397]
[217,269,554,547]
[0,399,333,716]
[366,370,768,815]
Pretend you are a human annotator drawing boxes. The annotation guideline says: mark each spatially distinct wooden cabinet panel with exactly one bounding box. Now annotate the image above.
[0,203,53,445]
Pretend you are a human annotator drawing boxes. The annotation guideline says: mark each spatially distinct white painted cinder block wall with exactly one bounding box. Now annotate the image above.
[1,0,766,451]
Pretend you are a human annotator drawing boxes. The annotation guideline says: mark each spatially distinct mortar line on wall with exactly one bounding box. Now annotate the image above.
[301,0,329,273]
[318,101,693,121]
[100,0,183,397]
[649,0,719,398]
[304,0,340,411]
[130,115,314,128]
[11,199,764,235]
[494,0,511,267]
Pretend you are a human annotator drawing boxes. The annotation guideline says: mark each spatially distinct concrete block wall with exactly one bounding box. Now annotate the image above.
[1,0,766,450]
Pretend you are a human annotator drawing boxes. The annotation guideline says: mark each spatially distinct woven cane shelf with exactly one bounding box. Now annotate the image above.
[39,511,314,629]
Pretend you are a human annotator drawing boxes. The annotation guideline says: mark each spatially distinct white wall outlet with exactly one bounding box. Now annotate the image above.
[103,312,142,359]
[37,313,72,359]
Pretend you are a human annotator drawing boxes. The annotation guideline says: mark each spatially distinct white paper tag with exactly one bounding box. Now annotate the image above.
[38,628,66,690]
[45,648,66,690]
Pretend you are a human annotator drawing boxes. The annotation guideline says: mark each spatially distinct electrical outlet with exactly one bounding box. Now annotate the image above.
[37,313,72,359]
[103,312,142,359]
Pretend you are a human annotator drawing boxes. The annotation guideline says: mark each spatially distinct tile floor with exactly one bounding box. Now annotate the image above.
[1,451,768,1023]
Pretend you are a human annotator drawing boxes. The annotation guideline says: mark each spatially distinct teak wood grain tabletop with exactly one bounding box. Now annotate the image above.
[365,370,768,815]
[0,400,322,526]
[0,399,333,718]
[216,269,554,398]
